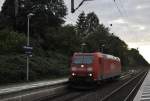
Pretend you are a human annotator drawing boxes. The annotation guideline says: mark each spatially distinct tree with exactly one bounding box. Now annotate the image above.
[0,0,67,34]
[0,0,16,29]
[76,12,99,41]
[76,11,87,39]
[30,0,67,26]
[128,49,149,66]
[85,24,110,52]
[43,25,81,55]
[106,35,129,66]
[86,12,99,34]
[0,29,26,54]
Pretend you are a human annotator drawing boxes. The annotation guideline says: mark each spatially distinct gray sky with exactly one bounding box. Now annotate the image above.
[0,0,150,63]
[0,0,3,10]
[64,0,150,63]
[64,0,150,43]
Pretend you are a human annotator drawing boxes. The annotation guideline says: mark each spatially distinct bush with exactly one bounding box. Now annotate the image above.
[0,52,69,84]
[0,29,26,54]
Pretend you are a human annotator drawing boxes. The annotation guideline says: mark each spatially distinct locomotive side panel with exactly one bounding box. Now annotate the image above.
[94,54,104,81]
[97,57,104,80]
[102,58,111,79]
[92,55,98,80]
[109,59,121,78]
[102,56,121,80]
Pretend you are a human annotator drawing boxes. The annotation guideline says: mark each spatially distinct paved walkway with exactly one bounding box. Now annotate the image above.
[0,78,68,95]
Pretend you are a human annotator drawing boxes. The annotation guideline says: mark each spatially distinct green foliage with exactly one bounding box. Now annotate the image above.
[0,52,69,84]
[76,12,86,39]
[86,12,99,33]
[0,29,26,54]
[128,49,149,66]
[76,12,99,41]
[42,25,81,55]
[0,0,67,33]
[0,55,26,83]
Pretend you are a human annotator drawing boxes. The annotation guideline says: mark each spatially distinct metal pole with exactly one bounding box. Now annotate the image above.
[27,56,29,81]
[27,16,30,81]
[81,43,86,52]
[15,0,18,17]
[27,16,30,46]
[81,45,84,52]
[71,0,74,13]
[101,44,105,53]
[101,46,103,53]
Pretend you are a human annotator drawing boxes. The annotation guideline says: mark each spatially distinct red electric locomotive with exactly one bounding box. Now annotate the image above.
[69,52,121,87]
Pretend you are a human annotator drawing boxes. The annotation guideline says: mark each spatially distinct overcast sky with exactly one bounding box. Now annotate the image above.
[64,0,150,63]
[0,0,150,63]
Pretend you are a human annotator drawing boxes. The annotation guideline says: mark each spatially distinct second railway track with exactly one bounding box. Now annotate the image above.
[100,70,147,101]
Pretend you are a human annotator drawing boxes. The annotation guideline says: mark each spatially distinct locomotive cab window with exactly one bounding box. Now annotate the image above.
[72,55,93,64]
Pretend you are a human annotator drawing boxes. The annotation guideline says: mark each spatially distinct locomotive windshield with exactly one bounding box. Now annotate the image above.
[72,55,93,64]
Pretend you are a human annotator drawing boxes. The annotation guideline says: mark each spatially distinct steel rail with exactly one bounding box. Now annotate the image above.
[100,71,146,101]
[47,71,138,101]
[123,71,148,101]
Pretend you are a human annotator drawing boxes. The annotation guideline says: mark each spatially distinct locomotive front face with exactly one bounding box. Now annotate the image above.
[70,55,94,82]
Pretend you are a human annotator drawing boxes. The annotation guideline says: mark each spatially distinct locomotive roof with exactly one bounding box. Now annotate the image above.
[74,52,120,61]
[102,54,120,61]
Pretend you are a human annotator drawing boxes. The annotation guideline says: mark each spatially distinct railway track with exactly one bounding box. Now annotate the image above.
[0,70,133,101]
[42,70,143,101]
[100,71,147,101]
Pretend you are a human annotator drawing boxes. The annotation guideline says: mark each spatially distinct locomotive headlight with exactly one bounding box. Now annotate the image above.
[87,67,93,72]
[81,65,84,68]
[72,73,76,76]
[88,73,92,76]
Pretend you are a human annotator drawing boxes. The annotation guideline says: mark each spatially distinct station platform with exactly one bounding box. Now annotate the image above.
[0,78,68,96]
[134,70,150,101]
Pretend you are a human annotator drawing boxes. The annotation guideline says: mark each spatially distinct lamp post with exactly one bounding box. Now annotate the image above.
[81,43,87,52]
[101,44,105,53]
[99,40,105,53]
[26,13,34,81]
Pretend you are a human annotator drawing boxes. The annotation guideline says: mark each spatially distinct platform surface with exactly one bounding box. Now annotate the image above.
[0,78,68,95]
[134,70,150,101]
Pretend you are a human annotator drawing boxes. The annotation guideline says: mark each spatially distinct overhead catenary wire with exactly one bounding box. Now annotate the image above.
[118,0,128,17]
[116,0,131,43]
[111,0,130,45]
[71,0,85,13]
[112,0,125,17]
[71,0,93,13]
[113,0,138,50]
[74,0,85,12]
[117,0,134,46]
